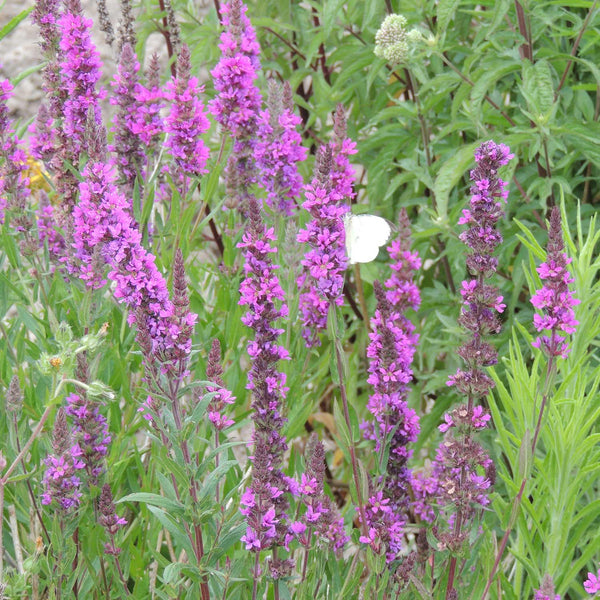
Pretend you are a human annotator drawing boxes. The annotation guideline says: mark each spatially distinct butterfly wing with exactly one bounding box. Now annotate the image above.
[344,214,392,264]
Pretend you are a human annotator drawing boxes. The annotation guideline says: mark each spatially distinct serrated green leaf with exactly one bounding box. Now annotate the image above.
[437,0,460,35]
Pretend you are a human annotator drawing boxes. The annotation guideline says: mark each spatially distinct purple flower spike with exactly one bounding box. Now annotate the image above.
[238,197,293,578]
[109,42,147,195]
[415,141,512,549]
[0,79,32,226]
[297,146,349,346]
[99,484,127,555]
[256,81,307,216]
[531,206,579,359]
[65,392,111,485]
[41,408,85,513]
[165,45,210,180]
[210,0,262,211]
[205,339,235,431]
[287,434,348,554]
[58,0,104,158]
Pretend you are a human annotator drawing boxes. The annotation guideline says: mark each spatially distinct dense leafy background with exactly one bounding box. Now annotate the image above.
[1,0,600,598]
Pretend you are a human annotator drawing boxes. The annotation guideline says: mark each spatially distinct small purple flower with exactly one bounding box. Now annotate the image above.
[584,566,600,594]
[531,206,580,358]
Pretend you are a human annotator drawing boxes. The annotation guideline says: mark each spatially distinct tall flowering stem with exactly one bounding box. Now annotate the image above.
[237,197,293,597]
[165,45,210,188]
[360,211,421,562]
[209,0,262,211]
[530,206,580,448]
[296,146,349,346]
[289,434,348,582]
[255,81,307,217]
[435,141,513,597]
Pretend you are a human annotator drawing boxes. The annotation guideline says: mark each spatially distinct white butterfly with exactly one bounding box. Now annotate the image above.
[343,213,392,265]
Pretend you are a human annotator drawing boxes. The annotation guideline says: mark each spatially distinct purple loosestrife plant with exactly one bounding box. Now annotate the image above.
[209,0,262,210]
[237,197,294,584]
[255,81,307,216]
[109,42,148,196]
[58,0,104,158]
[164,45,210,185]
[530,206,579,359]
[31,0,64,120]
[296,146,349,346]
[359,215,421,562]
[41,408,85,512]
[422,141,512,592]
[330,105,357,205]
[72,155,194,373]
[287,434,348,563]
[98,483,127,556]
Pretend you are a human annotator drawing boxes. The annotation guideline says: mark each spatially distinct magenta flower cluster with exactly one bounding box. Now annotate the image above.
[109,43,148,193]
[65,392,111,484]
[359,251,420,560]
[165,45,210,180]
[99,483,127,556]
[584,565,600,594]
[296,146,348,346]
[531,206,579,358]
[41,409,85,512]
[296,107,357,346]
[205,339,235,431]
[255,81,307,216]
[57,0,104,158]
[238,198,293,573]
[286,434,348,554]
[72,160,196,368]
[210,0,262,209]
[209,0,261,139]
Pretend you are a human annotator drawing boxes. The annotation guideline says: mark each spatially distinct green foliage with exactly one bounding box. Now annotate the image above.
[1,0,600,598]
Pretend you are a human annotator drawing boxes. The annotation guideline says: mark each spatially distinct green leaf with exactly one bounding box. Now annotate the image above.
[0,6,34,41]
[437,0,460,36]
[333,397,351,449]
[433,142,479,219]
[118,492,185,515]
